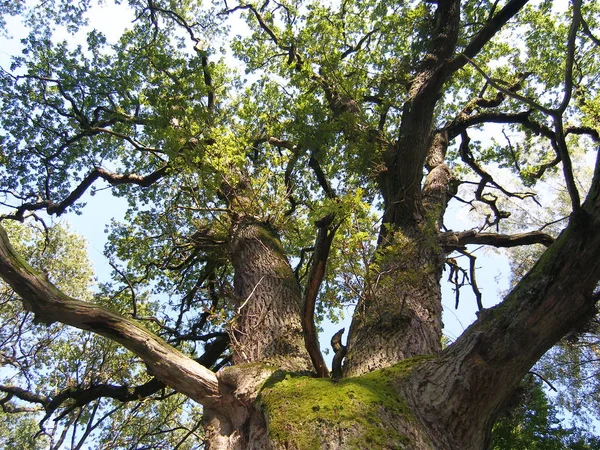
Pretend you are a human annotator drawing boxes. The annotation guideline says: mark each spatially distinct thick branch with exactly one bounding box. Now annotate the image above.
[0,225,220,406]
[446,0,531,74]
[44,378,164,419]
[403,173,600,449]
[0,385,49,407]
[439,229,554,252]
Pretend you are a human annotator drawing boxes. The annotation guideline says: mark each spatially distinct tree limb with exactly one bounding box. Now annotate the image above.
[0,225,220,406]
[302,215,340,378]
[446,0,531,75]
[439,229,554,252]
[5,165,169,220]
[404,172,600,448]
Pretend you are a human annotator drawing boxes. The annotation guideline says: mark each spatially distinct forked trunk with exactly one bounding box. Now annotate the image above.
[203,358,443,450]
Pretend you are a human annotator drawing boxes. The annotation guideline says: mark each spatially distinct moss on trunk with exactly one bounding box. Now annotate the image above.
[256,356,436,449]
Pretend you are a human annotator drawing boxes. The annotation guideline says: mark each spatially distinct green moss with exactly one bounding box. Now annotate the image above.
[257,356,434,449]
[256,222,286,255]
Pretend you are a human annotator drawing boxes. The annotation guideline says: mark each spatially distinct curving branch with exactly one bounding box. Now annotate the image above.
[0,225,220,406]
[140,2,216,112]
[5,165,169,221]
[463,56,551,115]
[308,155,336,199]
[549,0,583,212]
[439,229,554,252]
[581,14,600,47]
[554,0,581,115]
[446,0,531,75]
[302,214,340,378]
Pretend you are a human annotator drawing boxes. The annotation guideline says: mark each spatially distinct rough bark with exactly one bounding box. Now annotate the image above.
[344,132,451,377]
[229,217,312,372]
[344,224,444,377]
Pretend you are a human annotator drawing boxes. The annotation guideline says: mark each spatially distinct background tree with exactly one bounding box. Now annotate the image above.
[0,0,599,448]
[490,376,600,450]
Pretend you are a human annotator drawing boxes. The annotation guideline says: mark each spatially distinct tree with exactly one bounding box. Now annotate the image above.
[0,0,599,448]
[491,376,600,450]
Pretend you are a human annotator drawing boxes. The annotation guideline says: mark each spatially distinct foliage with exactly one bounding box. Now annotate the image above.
[491,376,600,450]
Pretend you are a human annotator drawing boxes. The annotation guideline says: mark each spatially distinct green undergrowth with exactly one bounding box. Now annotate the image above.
[257,356,434,449]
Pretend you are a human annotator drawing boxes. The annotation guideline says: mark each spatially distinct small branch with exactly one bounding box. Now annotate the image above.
[308,155,336,199]
[502,129,521,173]
[554,0,581,115]
[109,261,138,316]
[458,132,534,228]
[340,27,380,59]
[528,371,558,392]
[302,215,340,378]
[581,14,600,47]
[446,258,467,309]
[237,276,265,314]
[458,249,483,311]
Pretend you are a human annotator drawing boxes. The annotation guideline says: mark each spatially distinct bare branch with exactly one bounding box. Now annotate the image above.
[4,165,169,220]
[457,131,535,228]
[439,229,554,252]
[302,215,340,378]
[458,249,483,311]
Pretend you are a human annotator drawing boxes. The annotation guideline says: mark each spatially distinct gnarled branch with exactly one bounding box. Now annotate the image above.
[0,225,220,406]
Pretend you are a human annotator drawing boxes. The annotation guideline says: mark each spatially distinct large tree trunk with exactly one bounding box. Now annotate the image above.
[343,224,444,377]
[228,217,312,372]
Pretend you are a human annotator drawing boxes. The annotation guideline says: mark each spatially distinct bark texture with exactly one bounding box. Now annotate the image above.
[344,225,444,377]
[229,217,312,371]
